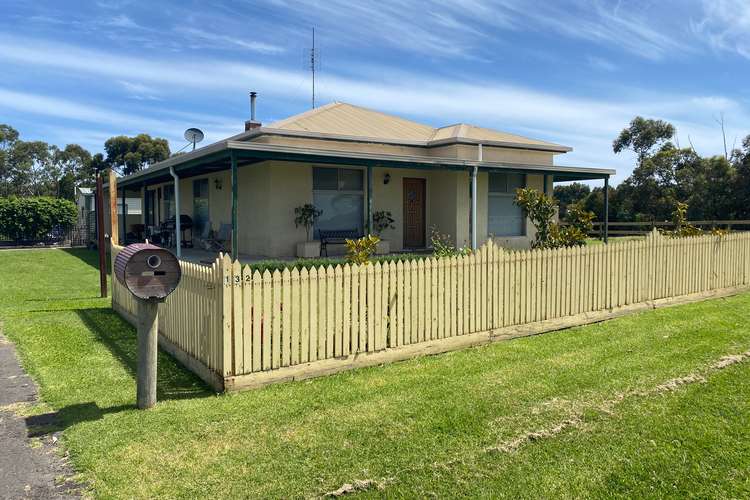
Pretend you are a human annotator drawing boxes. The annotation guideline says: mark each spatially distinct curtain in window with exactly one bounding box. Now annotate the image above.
[312,167,364,238]
[488,173,525,237]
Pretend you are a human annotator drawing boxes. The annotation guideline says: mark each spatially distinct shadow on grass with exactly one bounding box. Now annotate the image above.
[25,402,133,437]
[75,308,212,402]
[23,309,213,437]
[61,248,110,273]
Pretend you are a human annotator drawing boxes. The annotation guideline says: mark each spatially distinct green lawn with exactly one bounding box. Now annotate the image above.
[1,248,749,498]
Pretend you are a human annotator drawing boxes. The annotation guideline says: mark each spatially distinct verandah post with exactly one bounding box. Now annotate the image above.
[367,164,373,235]
[231,151,239,258]
[603,175,609,243]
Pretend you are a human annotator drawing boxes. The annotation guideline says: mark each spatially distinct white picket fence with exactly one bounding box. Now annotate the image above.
[112,231,750,391]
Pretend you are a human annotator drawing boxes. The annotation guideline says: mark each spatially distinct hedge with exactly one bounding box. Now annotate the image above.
[246,253,428,274]
[0,196,78,242]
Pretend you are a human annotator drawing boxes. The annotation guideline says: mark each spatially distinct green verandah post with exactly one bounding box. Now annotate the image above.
[231,151,238,258]
[604,175,609,243]
[367,164,373,235]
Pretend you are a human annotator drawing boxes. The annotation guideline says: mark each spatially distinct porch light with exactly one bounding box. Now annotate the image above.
[214,178,223,190]
[383,173,391,185]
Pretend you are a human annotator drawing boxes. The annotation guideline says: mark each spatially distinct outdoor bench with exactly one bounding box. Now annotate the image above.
[318,229,360,256]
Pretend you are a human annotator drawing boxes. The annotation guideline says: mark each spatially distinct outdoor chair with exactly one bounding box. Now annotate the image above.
[201,223,232,253]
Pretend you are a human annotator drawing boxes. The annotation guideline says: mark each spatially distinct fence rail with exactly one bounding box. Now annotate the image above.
[111,230,750,391]
[575,219,750,237]
[0,225,89,248]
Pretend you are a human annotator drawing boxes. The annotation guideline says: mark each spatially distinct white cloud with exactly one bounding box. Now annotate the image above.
[104,14,141,29]
[270,0,692,61]
[587,55,619,72]
[118,81,161,101]
[0,34,747,185]
[692,0,750,58]
[0,88,238,148]
[175,27,286,54]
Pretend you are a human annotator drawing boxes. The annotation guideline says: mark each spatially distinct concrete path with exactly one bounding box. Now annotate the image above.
[0,332,81,499]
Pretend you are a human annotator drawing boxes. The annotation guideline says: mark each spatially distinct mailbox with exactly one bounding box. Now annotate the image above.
[114,243,181,300]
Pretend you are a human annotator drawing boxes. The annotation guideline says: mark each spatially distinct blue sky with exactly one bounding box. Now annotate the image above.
[1,0,749,184]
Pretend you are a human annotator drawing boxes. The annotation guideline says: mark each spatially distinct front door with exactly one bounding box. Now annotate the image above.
[403,178,426,248]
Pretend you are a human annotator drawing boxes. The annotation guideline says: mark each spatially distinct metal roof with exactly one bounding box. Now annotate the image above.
[264,102,572,152]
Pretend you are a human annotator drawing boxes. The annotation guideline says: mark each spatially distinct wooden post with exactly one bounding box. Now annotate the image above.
[121,188,127,244]
[95,171,107,298]
[136,298,159,409]
[109,169,119,246]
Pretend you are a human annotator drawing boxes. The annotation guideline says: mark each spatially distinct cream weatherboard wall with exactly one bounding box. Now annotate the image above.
[109,160,555,256]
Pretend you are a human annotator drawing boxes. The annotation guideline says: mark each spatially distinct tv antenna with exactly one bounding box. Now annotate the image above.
[183,128,204,151]
[308,27,321,108]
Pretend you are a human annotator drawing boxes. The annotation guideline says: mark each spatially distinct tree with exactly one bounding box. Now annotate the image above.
[613,116,676,162]
[48,144,93,199]
[5,140,50,197]
[104,134,170,175]
[553,182,590,218]
[732,135,750,218]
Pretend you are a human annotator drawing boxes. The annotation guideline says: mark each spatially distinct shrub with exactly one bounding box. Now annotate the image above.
[662,202,702,238]
[514,187,558,249]
[0,196,77,242]
[245,253,426,274]
[514,189,594,249]
[345,235,380,265]
[559,204,594,247]
[294,204,322,241]
[430,227,471,258]
[372,210,395,236]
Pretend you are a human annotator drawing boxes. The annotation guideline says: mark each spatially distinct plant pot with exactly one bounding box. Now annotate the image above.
[296,241,321,258]
[375,239,390,255]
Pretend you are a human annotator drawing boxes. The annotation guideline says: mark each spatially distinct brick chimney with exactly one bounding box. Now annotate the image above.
[244,91,261,131]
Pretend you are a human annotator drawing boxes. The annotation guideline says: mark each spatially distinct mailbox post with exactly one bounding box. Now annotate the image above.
[114,243,181,409]
[137,299,159,409]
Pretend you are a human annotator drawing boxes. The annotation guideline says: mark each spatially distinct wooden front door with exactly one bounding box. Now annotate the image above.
[403,178,426,248]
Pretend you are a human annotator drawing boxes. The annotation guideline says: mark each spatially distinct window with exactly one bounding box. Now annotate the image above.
[312,167,364,238]
[145,190,156,226]
[192,179,209,235]
[488,173,525,237]
[163,185,176,220]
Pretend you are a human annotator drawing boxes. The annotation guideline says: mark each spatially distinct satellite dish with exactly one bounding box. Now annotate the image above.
[183,128,204,151]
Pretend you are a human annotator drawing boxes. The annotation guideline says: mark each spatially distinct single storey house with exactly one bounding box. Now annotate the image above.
[105,101,614,259]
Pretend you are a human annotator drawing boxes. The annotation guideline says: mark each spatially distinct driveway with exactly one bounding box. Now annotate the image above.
[0,332,81,499]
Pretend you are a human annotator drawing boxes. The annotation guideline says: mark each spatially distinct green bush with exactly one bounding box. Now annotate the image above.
[246,253,426,274]
[345,235,380,265]
[0,196,77,242]
[662,202,702,238]
[430,227,472,258]
[514,188,595,249]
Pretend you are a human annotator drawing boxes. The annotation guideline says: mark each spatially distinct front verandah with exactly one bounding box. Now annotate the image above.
[111,142,613,260]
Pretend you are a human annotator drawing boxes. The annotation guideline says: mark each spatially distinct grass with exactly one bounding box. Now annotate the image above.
[1,248,749,498]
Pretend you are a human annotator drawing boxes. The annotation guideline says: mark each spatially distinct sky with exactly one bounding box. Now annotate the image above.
[1,0,749,184]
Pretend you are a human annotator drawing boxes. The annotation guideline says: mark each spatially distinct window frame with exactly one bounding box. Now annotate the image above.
[312,167,365,238]
[487,172,527,238]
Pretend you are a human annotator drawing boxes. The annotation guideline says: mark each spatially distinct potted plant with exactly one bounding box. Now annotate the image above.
[294,204,323,258]
[372,210,395,254]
